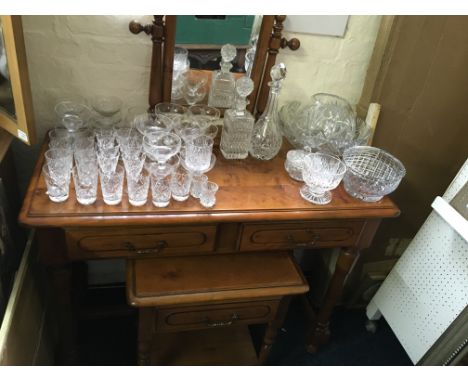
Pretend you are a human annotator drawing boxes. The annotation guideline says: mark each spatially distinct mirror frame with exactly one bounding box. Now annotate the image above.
[0,16,35,145]
[161,15,275,115]
[130,15,299,117]
[130,15,283,116]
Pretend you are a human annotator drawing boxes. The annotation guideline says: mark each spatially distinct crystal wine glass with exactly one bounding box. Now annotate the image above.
[183,71,208,106]
[300,153,347,205]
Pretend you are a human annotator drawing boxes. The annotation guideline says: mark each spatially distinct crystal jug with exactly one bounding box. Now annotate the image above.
[249,63,287,160]
[220,76,255,159]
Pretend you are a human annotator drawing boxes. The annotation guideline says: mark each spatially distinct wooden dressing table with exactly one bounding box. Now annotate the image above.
[19,139,399,364]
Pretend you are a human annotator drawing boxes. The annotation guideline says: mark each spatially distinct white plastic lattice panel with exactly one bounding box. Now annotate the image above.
[367,158,468,364]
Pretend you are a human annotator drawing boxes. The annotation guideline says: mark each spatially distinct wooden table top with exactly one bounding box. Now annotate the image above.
[19,140,400,228]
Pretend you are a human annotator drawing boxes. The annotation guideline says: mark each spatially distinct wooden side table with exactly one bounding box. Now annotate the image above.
[126,252,309,365]
[19,140,400,364]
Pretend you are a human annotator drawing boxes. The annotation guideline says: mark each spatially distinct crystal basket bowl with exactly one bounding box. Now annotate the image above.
[342,146,406,202]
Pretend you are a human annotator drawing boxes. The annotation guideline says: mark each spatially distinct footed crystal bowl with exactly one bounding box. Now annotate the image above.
[92,96,123,117]
[342,146,406,202]
[279,93,371,154]
[300,153,347,205]
[55,101,92,131]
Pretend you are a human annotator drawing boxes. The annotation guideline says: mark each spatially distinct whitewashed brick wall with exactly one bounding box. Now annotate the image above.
[13,15,381,193]
[22,15,154,140]
[21,15,381,141]
[278,15,382,105]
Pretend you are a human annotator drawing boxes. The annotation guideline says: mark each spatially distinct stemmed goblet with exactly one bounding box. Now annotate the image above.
[183,71,208,106]
[143,131,181,170]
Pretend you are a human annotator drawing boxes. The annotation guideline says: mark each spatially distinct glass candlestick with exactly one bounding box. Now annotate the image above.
[249,63,287,161]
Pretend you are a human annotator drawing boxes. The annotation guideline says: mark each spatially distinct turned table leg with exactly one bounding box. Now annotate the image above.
[138,308,154,365]
[306,247,359,353]
[258,296,292,365]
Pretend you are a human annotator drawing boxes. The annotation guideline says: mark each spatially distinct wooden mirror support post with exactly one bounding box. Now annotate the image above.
[246,16,274,115]
[128,16,178,110]
[130,15,299,117]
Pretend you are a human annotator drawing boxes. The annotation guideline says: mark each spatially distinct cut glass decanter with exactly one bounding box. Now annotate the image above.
[249,63,287,160]
[208,44,237,108]
[220,76,255,159]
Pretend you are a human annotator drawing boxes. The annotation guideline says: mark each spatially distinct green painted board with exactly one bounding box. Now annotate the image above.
[175,16,255,45]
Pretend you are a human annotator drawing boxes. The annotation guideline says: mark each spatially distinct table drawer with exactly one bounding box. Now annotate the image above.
[240,221,364,251]
[66,225,217,260]
[156,300,280,333]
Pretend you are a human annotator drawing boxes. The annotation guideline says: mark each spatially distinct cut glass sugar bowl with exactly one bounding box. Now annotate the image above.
[284,149,308,181]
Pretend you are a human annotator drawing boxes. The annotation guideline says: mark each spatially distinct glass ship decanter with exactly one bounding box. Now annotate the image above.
[220,76,255,159]
[249,63,287,160]
[208,44,237,108]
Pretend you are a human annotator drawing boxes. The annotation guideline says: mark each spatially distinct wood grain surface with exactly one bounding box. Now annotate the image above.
[19,140,400,228]
[127,252,308,307]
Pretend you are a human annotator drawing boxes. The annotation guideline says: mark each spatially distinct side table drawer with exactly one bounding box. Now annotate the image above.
[156,300,280,333]
[66,225,217,260]
[240,221,364,251]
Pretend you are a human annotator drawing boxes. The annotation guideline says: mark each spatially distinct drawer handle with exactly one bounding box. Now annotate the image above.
[124,240,167,255]
[205,313,239,328]
[287,230,320,248]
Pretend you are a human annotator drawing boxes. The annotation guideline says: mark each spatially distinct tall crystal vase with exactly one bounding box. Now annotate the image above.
[249,63,287,160]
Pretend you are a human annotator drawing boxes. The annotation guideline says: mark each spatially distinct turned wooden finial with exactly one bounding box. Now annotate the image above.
[273,16,301,51]
[272,15,286,40]
[275,15,287,23]
[280,37,301,51]
[129,20,152,35]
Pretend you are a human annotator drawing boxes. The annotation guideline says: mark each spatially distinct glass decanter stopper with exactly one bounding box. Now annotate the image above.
[220,76,255,159]
[208,44,237,108]
[249,63,287,160]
